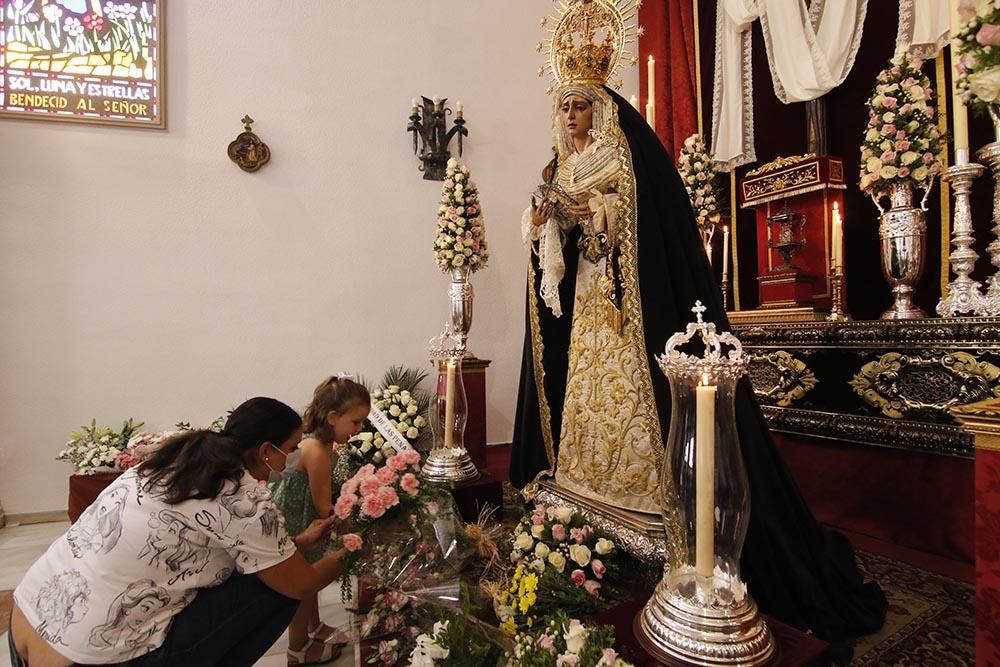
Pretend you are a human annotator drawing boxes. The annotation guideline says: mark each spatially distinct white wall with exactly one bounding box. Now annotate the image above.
[0,1,638,515]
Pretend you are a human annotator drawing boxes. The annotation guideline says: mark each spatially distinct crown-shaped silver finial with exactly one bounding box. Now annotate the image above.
[657,301,748,380]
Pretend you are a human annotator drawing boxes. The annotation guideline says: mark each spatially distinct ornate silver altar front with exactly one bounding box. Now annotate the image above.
[636,302,775,666]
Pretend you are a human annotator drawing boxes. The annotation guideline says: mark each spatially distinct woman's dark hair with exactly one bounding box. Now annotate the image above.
[302,376,370,443]
[137,397,302,505]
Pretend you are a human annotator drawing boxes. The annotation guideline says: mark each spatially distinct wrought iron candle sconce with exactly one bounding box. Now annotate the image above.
[407,96,468,180]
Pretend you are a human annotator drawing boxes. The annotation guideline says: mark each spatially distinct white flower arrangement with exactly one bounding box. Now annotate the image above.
[348,367,429,466]
[434,158,489,272]
[57,418,142,475]
[509,612,633,667]
[858,53,943,198]
[954,1,1000,112]
[407,620,451,667]
[676,134,720,238]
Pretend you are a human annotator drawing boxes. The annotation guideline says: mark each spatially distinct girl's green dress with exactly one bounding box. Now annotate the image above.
[269,447,352,563]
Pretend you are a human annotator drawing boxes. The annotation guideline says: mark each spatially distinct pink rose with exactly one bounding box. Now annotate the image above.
[898,167,911,177]
[978,23,1000,46]
[880,150,897,162]
[531,513,545,525]
[342,533,363,552]
[400,473,420,495]
[959,0,979,20]
[551,524,567,541]
[895,140,911,151]
[591,558,607,579]
[539,634,555,651]
[881,123,895,135]
[583,580,602,597]
[334,494,356,520]
[602,648,619,664]
[361,495,387,519]
[570,569,586,586]
[376,485,399,509]
[557,655,579,667]
[570,527,587,544]
[883,96,898,108]
[376,466,397,484]
[923,153,934,164]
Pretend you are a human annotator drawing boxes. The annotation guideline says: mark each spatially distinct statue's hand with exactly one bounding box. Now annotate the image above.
[564,201,593,221]
[530,196,555,227]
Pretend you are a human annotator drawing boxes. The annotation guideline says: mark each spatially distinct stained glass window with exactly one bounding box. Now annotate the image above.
[1,0,164,128]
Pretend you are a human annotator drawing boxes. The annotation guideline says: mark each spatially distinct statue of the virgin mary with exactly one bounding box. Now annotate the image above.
[510,0,886,648]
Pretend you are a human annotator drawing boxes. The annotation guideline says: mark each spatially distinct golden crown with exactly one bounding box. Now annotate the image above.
[536,0,640,93]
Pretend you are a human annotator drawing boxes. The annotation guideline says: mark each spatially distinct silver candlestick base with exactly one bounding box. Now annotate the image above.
[421,447,479,483]
[937,160,987,317]
[635,569,777,666]
[976,142,1000,316]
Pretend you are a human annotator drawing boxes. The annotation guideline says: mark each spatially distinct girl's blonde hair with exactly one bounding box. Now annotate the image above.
[302,376,370,442]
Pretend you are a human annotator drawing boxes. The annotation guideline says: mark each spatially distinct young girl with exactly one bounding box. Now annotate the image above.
[270,376,370,666]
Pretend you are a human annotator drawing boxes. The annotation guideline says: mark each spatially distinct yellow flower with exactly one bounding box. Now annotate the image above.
[500,618,516,636]
[526,616,534,628]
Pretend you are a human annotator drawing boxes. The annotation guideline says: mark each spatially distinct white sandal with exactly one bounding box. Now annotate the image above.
[308,623,349,647]
[287,638,340,666]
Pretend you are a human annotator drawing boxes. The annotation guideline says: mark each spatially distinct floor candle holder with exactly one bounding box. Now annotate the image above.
[635,301,775,666]
[422,331,479,483]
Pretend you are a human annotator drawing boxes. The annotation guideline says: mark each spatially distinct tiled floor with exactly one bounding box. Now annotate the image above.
[0,521,356,667]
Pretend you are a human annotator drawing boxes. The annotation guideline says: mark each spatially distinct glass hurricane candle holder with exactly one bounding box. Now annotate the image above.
[635,301,775,666]
[422,331,478,483]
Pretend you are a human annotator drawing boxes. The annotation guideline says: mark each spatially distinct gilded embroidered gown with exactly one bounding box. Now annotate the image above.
[511,85,887,645]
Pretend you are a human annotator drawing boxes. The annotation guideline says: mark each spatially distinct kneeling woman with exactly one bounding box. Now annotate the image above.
[10,397,345,666]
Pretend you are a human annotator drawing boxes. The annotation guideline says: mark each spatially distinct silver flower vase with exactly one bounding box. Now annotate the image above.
[447,265,474,353]
[875,182,928,319]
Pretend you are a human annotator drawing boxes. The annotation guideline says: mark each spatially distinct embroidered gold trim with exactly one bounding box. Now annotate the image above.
[525,258,557,493]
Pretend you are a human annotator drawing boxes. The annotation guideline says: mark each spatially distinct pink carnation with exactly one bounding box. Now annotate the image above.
[398,449,421,466]
[361,495,387,519]
[386,454,408,472]
[570,569,586,586]
[359,476,383,497]
[551,523,567,541]
[591,558,607,579]
[583,580,602,597]
[342,533,363,552]
[400,473,420,495]
[375,485,399,509]
[335,494,356,520]
[376,466,398,484]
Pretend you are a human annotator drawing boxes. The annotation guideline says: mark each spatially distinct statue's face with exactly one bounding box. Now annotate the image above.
[560,94,593,142]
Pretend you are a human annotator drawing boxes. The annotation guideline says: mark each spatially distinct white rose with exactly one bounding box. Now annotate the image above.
[969,66,1000,104]
[358,431,373,441]
[594,538,615,555]
[395,422,407,433]
[553,506,574,524]
[406,404,417,415]
[531,524,546,538]
[388,404,401,417]
[514,531,535,551]
[880,165,899,179]
[913,165,929,181]
[534,542,551,559]
[447,157,458,168]
[360,442,372,453]
[882,111,895,123]
[373,452,384,463]
[865,157,882,174]
[406,427,419,439]
[901,151,920,166]
[563,619,589,654]
[547,551,567,572]
[454,173,464,182]
[907,85,925,102]
[568,544,592,567]
[865,128,879,142]
[414,415,427,428]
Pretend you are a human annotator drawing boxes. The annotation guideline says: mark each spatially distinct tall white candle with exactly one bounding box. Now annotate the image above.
[695,374,716,579]
[831,201,843,271]
[950,0,970,163]
[444,360,456,447]
[722,225,730,282]
[646,55,656,127]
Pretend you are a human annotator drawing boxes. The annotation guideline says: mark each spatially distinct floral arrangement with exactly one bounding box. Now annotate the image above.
[508,612,633,667]
[406,615,504,667]
[333,449,427,592]
[113,430,181,470]
[497,505,619,635]
[348,367,429,468]
[434,158,489,272]
[955,0,1000,114]
[676,134,720,239]
[57,418,143,475]
[859,53,943,198]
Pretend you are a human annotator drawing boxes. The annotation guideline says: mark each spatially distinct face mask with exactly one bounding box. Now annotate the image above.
[264,445,302,484]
